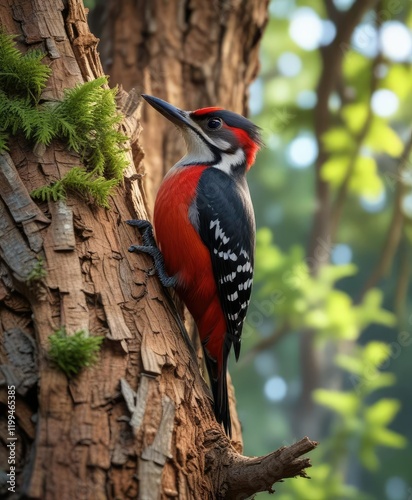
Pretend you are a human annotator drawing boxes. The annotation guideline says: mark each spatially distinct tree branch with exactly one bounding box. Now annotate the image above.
[324,0,339,24]
[394,237,411,322]
[218,437,318,499]
[314,0,379,145]
[360,132,412,297]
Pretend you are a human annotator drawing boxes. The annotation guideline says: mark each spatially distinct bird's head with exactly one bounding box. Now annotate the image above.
[142,94,262,173]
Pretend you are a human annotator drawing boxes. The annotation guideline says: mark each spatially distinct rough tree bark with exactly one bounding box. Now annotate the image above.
[0,1,316,499]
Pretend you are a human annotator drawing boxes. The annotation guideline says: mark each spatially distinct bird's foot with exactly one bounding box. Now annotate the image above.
[127,219,177,288]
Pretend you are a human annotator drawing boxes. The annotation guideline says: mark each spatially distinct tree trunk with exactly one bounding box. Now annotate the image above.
[295,0,380,439]
[0,1,315,499]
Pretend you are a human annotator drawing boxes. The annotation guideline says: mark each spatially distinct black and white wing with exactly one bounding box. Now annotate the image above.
[194,167,255,360]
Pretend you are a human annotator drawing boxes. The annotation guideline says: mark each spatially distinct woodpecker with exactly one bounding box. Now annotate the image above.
[128,95,262,436]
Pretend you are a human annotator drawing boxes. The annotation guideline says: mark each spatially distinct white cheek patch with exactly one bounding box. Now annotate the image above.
[213,148,245,175]
[209,136,232,150]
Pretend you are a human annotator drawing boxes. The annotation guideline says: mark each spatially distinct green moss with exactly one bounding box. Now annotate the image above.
[0,31,52,99]
[31,166,119,209]
[0,31,128,207]
[48,327,104,377]
[26,257,47,284]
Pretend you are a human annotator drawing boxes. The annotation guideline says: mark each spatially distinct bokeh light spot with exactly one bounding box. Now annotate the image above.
[277,52,302,77]
[321,20,337,46]
[264,376,287,402]
[401,192,412,218]
[296,90,317,109]
[254,352,277,378]
[352,24,379,58]
[329,92,341,112]
[287,134,318,169]
[371,89,399,117]
[360,189,386,213]
[249,78,264,115]
[267,133,281,150]
[269,0,293,19]
[333,0,355,11]
[385,476,408,500]
[381,21,412,62]
[289,7,323,51]
[332,244,353,265]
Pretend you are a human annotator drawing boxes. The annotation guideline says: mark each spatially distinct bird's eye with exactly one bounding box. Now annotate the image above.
[207,117,223,130]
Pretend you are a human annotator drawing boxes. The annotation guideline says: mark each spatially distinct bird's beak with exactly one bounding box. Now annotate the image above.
[142,94,191,128]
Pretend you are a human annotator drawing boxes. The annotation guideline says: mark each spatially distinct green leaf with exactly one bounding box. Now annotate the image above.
[321,155,351,187]
[370,428,407,449]
[362,341,392,367]
[322,154,383,197]
[350,156,383,197]
[5,75,129,208]
[335,353,364,375]
[318,263,358,284]
[357,289,396,329]
[365,119,404,158]
[359,446,379,471]
[305,308,329,329]
[364,399,401,426]
[255,227,285,274]
[382,65,412,100]
[343,50,371,81]
[26,257,47,284]
[342,103,369,134]
[329,293,358,339]
[360,373,397,395]
[322,127,356,154]
[313,389,359,416]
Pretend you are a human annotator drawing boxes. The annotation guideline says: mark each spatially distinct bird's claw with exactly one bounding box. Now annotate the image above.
[127,220,176,288]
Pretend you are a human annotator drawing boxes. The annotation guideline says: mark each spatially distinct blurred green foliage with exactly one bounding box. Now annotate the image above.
[231,1,412,499]
[255,228,395,338]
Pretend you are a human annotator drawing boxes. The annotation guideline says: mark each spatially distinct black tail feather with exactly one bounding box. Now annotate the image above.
[233,337,241,361]
[203,337,232,436]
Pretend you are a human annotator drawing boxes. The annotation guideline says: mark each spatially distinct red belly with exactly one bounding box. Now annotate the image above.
[153,166,226,352]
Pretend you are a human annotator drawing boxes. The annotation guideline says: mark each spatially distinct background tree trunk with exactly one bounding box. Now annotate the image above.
[91,0,268,206]
[0,1,315,499]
